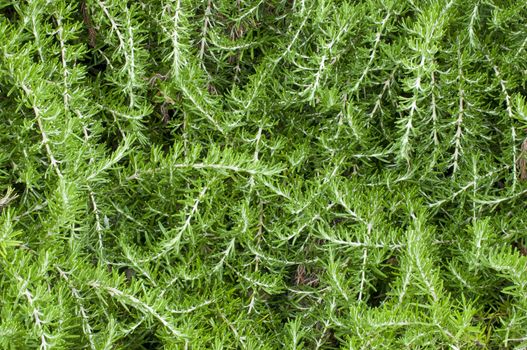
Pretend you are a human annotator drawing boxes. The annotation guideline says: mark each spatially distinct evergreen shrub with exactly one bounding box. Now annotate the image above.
[1,0,527,348]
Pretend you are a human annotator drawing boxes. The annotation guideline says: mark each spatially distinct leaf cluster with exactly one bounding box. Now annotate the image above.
[1,0,527,348]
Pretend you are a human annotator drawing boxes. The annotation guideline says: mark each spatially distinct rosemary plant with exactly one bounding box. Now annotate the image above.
[1,0,527,348]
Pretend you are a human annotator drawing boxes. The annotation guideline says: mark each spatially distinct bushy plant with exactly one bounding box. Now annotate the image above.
[1,0,527,348]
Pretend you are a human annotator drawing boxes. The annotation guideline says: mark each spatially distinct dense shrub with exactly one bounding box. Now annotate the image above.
[1,0,527,348]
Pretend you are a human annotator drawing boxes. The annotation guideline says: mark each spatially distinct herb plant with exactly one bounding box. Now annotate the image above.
[1,0,527,348]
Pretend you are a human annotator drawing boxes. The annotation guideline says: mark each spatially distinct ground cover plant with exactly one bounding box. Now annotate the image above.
[1,0,527,348]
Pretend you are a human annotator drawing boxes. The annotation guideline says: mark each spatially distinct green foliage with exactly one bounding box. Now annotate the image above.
[1,0,527,348]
